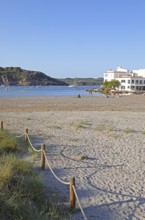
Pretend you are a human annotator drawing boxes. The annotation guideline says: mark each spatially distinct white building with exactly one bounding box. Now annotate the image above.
[104,66,145,91]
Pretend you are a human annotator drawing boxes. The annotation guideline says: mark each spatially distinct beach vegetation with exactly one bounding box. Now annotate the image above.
[95,123,106,131]
[123,128,136,133]
[107,125,117,131]
[95,123,117,132]
[74,120,92,129]
[0,130,21,155]
[27,145,38,161]
[109,133,121,139]
[26,117,32,120]
[69,137,79,142]
[0,130,68,220]
[44,134,55,139]
[47,125,62,129]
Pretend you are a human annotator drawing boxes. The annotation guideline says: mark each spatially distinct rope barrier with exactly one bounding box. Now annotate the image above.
[26,133,41,152]
[25,132,87,220]
[1,121,88,220]
[43,149,70,185]
[72,185,88,220]
[26,132,87,220]
[16,133,25,138]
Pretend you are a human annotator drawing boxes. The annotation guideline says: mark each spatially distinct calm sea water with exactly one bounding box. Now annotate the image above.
[0,85,102,97]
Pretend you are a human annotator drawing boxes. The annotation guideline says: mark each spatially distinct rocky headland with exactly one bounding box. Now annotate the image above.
[0,67,67,86]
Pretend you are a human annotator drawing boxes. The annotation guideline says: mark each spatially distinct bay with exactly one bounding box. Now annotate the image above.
[0,85,102,97]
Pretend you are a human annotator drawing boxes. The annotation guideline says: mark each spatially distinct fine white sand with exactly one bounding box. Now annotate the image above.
[1,107,145,220]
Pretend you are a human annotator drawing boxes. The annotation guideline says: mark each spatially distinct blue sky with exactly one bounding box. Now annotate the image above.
[0,0,145,78]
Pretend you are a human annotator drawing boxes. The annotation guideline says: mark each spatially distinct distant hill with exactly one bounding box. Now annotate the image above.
[59,77,103,86]
[0,67,67,86]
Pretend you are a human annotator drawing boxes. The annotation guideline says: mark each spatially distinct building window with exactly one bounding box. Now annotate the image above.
[144,80,145,84]
[132,80,134,84]
[140,80,142,84]
[128,86,130,88]
[121,86,125,90]
[128,80,130,84]
[136,80,138,84]
[121,80,125,83]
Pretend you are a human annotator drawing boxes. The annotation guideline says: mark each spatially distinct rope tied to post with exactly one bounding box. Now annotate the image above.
[72,185,88,220]
[43,149,70,185]
[25,133,41,153]
[16,133,25,138]
[42,149,87,219]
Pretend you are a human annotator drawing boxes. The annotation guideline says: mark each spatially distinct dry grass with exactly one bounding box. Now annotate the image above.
[0,130,68,220]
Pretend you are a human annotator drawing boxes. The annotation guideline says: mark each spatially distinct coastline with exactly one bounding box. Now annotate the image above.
[1,96,145,219]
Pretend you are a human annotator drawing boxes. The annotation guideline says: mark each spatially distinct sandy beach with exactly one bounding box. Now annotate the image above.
[1,95,145,112]
[1,95,145,220]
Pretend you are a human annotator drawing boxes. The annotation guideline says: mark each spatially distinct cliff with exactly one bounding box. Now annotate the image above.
[0,67,67,86]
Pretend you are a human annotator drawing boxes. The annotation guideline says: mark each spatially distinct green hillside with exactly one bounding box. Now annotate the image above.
[0,67,67,86]
[59,77,103,86]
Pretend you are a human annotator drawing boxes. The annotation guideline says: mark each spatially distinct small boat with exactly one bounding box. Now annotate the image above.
[68,84,77,88]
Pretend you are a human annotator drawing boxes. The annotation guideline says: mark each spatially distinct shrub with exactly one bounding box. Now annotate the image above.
[0,131,68,220]
[0,130,21,155]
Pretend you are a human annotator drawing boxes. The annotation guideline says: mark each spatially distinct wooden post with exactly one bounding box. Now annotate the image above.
[1,121,3,130]
[70,177,76,210]
[41,144,46,170]
[25,129,28,141]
